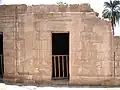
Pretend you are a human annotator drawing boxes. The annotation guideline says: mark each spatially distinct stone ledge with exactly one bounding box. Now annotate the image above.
[4,78,120,86]
[3,75,120,86]
[0,4,94,14]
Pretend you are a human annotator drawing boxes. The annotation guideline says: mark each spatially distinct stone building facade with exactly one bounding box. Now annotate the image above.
[0,4,119,86]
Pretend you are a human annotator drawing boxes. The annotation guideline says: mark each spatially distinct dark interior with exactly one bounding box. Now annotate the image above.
[0,33,3,78]
[52,33,69,55]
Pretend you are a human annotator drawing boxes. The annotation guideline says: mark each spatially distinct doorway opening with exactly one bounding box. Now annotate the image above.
[52,32,69,80]
[0,33,3,78]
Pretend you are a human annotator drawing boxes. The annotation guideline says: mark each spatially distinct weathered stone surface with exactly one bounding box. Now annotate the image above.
[114,36,120,76]
[0,4,115,86]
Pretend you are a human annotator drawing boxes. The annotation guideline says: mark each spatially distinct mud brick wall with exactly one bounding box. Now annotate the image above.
[0,4,114,85]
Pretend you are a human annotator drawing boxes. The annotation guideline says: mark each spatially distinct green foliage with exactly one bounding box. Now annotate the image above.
[56,1,68,5]
[102,0,120,26]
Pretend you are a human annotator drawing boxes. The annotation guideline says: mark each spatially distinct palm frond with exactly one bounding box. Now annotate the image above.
[114,10,120,24]
[104,1,111,8]
[102,8,112,19]
[110,0,113,6]
[114,5,120,10]
[113,0,120,8]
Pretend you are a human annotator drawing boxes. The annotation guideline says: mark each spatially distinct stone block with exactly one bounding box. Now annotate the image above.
[81,67,98,76]
[101,61,111,68]
[58,5,68,12]
[32,75,43,81]
[115,68,120,76]
[4,40,14,49]
[4,49,15,57]
[40,32,50,40]
[41,40,48,50]
[98,67,112,76]
[4,63,15,74]
[33,40,40,50]
[3,32,14,40]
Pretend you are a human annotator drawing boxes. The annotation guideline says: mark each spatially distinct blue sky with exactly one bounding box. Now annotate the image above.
[1,0,120,36]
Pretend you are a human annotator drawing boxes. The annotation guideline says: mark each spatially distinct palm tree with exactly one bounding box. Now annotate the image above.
[102,0,120,35]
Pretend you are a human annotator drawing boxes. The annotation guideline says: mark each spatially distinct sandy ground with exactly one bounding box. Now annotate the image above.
[0,83,119,90]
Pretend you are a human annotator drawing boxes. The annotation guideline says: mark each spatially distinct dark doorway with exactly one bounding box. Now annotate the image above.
[52,33,69,80]
[0,33,3,78]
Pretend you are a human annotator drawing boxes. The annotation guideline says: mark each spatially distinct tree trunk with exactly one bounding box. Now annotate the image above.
[112,24,114,35]
[111,19,114,35]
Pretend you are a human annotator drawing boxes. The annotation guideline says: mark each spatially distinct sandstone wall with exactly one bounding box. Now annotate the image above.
[114,36,120,76]
[0,4,114,85]
[0,5,17,82]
